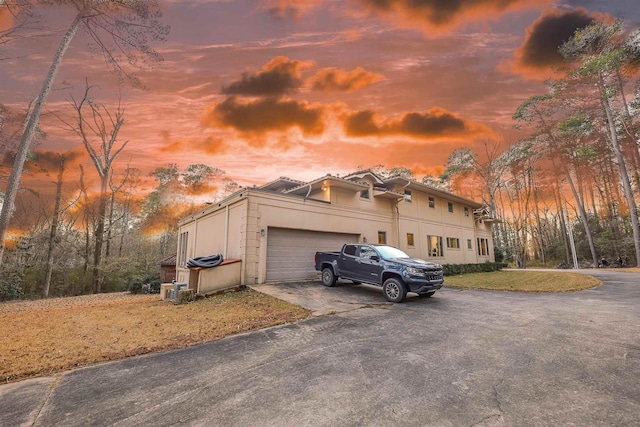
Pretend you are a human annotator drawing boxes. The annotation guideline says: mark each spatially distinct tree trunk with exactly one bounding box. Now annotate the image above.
[92,176,108,293]
[0,12,83,267]
[43,156,66,297]
[600,83,640,266]
[565,169,599,267]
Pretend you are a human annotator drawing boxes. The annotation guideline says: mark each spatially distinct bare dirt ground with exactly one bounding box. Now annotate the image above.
[0,290,310,383]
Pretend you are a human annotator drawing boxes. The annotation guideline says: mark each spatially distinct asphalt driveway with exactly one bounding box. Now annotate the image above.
[1,269,639,426]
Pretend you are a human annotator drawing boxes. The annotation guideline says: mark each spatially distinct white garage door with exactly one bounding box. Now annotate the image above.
[266,228,359,282]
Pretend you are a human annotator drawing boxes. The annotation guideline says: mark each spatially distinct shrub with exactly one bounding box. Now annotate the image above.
[0,269,25,301]
[129,281,144,294]
[442,262,504,277]
[0,281,24,302]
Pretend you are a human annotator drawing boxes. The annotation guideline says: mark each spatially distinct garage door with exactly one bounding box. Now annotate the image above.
[266,228,359,282]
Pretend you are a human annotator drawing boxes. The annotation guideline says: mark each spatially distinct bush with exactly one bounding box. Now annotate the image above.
[0,269,25,301]
[0,281,24,301]
[129,281,144,294]
[442,261,504,277]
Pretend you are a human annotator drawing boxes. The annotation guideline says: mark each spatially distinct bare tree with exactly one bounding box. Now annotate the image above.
[0,0,168,266]
[67,84,128,293]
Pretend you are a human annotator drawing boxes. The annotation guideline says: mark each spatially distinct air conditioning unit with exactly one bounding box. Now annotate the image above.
[168,282,188,301]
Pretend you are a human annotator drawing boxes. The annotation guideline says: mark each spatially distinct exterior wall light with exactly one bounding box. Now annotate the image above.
[260,229,266,236]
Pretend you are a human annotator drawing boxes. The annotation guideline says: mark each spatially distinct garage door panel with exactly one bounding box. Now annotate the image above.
[266,228,358,282]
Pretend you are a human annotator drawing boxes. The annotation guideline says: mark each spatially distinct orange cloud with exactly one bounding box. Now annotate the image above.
[199,136,228,155]
[27,148,85,175]
[300,138,471,177]
[342,107,494,139]
[221,56,314,97]
[507,8,607,79]
[0,8,15,32]
[354,0,550,31]
[309,66,385,92]
[263,0,326,20]
[203,96,326,136]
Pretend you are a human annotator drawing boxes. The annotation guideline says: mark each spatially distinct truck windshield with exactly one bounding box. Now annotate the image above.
[375,246,410,259]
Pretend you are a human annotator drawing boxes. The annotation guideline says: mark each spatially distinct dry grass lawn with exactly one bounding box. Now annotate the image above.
[445,270,602,292]
[0,289,310,383]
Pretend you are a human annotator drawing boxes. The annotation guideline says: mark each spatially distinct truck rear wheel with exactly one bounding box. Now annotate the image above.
[383,278,407,303]
[321,267,337,287]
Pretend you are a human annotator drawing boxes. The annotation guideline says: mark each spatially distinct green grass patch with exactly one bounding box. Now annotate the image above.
[444,270,601,292]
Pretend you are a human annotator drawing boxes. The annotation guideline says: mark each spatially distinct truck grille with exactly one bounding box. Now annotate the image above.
[425,271,443,281]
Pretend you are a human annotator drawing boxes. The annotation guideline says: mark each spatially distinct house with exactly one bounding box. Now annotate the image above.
[175,170,496,288]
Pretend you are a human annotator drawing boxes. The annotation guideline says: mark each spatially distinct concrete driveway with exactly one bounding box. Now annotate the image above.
[2,270,639,426]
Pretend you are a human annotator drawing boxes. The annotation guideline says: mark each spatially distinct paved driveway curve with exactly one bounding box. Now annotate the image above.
[1,270,639,426]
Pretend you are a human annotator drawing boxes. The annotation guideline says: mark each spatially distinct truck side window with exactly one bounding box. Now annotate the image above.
[359,247,376,259]
[344,245,357,256]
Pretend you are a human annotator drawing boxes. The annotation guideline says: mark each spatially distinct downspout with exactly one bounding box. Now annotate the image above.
[224,204,229,259]
[304,183,312,199]
[395,200,400,247]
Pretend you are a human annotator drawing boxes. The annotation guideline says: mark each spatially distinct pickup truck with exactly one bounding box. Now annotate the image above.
[314,244,444,303]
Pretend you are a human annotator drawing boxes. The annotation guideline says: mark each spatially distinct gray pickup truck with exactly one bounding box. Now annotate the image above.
[314,244,444,302]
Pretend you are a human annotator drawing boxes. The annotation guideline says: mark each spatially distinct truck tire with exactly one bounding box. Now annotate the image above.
[383,278,407,303]
[321,267,337,287]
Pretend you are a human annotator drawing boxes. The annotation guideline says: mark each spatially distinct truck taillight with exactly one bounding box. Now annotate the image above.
[314,253,316,263]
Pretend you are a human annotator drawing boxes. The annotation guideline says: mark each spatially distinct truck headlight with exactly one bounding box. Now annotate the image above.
[406,267,425,277]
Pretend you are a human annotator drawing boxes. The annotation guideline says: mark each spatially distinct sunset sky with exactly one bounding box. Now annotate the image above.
[2,0,639,198]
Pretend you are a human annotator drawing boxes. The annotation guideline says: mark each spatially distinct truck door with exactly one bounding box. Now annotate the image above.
[340,244,362,280]
[357,246,383,283]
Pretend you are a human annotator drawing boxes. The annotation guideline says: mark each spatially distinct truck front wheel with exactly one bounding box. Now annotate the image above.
[321,267,337,287]
[383,278,407,303]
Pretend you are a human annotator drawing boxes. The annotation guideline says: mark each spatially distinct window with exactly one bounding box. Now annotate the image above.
[404,190,412,203]
[344,245,357,256]
[448,202,453,213]
[467,239,472,250]
[378,231,387,244]
[178,232,189,266]
[477,238,489,256]
[464,207,469,217]
[428,235,443,257]
[407,233,414,246]
[428,197,435,208]
[446,237,460,249]
[359,246,377,259]
[360,187,370,199]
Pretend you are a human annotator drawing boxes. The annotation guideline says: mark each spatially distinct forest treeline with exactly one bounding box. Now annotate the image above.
[1,15,639,300]
[441,21,640,270]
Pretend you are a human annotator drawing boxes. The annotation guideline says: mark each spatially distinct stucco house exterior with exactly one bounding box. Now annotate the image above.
[175,170,496,287]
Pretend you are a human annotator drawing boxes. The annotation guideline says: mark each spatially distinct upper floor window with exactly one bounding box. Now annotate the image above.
[464,207,469,217]
[378,231,387,244]
[178,232,189,266]
[448,202,454,213]
[428,197,435,208]
[360,187,370,199]
[404,190,412,203]
[467,239,473,250]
